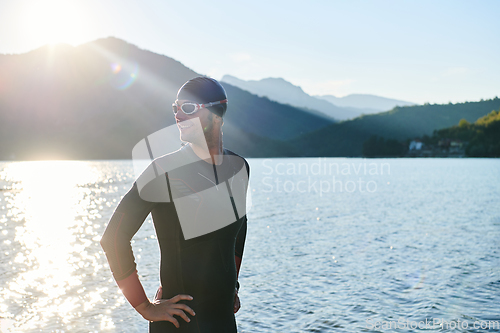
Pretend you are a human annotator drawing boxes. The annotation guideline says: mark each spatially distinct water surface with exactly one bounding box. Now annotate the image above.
[0,158,499,332]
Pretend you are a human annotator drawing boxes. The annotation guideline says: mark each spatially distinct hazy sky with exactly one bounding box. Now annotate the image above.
[1,0,499,104]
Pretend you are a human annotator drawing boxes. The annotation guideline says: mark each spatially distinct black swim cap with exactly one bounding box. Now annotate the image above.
[177,77,228,117]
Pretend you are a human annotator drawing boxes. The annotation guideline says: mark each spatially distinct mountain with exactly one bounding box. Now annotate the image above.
[290,98,500,157]
[316,94,416,111]
[221,75,373,121]
[0,37,332,160]
[2,38,495,160]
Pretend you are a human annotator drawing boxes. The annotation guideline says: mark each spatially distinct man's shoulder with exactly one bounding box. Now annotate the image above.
[224,148,250,175]
[151,145,196,173]
[160,144,190,158]
[224,147,244,159]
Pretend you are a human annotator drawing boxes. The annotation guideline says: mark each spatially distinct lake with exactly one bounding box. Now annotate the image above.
[0,158,499,332]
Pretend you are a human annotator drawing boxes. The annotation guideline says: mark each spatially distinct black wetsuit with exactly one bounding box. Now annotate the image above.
[100,145,249,332]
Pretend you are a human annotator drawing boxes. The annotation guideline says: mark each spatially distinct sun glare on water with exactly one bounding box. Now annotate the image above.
[0,161,121,331]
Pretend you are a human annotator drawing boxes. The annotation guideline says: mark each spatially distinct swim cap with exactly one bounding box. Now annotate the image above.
[177,77,228,117]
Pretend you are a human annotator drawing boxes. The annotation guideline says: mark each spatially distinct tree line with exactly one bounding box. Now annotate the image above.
[362,108,500,157]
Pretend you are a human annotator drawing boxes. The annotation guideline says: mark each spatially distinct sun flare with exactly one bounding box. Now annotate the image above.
[20,0,90,46]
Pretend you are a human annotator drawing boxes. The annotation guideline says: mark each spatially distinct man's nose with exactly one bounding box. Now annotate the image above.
[175,109,188,122]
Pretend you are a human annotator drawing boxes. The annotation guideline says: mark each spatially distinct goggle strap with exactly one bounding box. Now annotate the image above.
[201,99,228,108]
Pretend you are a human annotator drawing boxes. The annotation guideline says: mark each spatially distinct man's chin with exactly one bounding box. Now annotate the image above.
[180,133,190,141]
[180,133,203,145]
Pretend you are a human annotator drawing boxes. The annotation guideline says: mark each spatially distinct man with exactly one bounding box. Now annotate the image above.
[100,77,250,332]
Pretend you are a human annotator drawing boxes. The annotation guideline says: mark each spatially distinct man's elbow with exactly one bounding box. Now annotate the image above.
[99,230,111,253]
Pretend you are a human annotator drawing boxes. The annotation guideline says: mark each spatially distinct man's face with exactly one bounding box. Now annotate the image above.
[174,99,215,144]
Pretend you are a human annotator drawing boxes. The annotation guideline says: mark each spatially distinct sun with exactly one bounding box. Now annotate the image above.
[20,0,90,46]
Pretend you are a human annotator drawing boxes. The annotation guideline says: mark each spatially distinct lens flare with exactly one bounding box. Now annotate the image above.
[404,267,426,291]
[110,63,121,74]
[109,61,139,90]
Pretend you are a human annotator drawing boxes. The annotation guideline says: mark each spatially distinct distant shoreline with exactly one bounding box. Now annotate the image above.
[1,156,498,163]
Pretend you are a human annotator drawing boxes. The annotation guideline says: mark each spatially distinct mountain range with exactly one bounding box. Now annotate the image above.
[0,37,331,160]
[291,98,500,157]
[221,75,416,121]
[0,37,497,160]
[316,94,415,111]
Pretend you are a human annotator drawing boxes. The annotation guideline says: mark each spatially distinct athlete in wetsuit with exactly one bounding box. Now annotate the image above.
[100,77,249,332]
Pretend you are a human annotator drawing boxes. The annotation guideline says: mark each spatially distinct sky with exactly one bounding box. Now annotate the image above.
[0,0,499,104]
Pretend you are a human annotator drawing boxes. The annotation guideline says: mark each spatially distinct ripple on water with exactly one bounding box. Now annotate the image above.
[0,158,499,332]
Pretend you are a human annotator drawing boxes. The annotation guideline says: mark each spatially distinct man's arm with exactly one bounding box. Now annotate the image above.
[235,215,247,281]
[233,214,246,314]
[100,181,156,308]
[235,159,250,286]
[101,176,196,326]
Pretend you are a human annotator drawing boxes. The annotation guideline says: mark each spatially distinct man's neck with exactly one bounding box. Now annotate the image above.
[189,141,224,165]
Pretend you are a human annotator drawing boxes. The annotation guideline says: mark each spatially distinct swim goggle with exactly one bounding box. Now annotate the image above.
[172,99,228,115]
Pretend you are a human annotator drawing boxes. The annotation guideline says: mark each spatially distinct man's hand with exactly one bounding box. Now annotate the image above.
[233,288,241,313]
[135,286,196,328]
